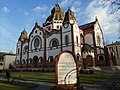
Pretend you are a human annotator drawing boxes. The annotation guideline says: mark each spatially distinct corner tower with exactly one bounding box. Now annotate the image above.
[62,8,81,61]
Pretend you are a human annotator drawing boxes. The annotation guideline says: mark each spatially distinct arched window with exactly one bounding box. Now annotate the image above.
[65,35,69,46]
[48,56,54,63]
[31,36,42,50]
[16,60,19,64]
[97,35,101,46]
[0,63,3,65]
[17,48,20,55]
[77,53,80,60]
[23,45,28,54]
[55,14,58,20]
[76,36,78,46]
[34,38,40,48]
[55,55,58,60]
[99,55,104,60]
[35,30,37,33]
[52,40,58,47]
[29,58,32,64]
[57,25,59,29]
[22,59,26,64]
[50,38,59,48]
[59,14,62,20]
[39,57,43,63]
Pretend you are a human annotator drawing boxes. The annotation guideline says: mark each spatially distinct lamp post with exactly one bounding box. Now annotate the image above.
[43,30,46,72]
[20,38,24,78]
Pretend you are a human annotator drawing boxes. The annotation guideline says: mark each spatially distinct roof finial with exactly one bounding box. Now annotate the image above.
[36,20,38,24]
[36,20,38,23]
[35,20,38,26]
[57,0,58,4]
[56,0,59,6]
[23,27,26,32]
[68,1,70,10]
[68,6,70,10]
[95,16,98,21]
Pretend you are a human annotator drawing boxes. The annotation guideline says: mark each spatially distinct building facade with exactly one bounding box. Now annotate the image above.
[0,52,15,70]
[15,4,106,71]
[107,42,120,66]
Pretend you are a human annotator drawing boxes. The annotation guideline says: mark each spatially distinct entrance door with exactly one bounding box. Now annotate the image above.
[86,55,93,67]
[33,56,39,68]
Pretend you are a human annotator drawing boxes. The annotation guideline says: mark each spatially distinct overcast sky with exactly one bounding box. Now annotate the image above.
[0,0,119,52]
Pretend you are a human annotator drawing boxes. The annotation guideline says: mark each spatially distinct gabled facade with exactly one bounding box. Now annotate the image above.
[80,18,105,67]
[15,4,106,71]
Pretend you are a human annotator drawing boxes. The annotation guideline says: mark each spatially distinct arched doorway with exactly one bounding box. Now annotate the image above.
[33,56,39,68]
[85,55,93,67]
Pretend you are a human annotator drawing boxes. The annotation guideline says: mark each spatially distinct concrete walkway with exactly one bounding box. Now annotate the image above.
[82,70,120,90]
[0,78,55,90]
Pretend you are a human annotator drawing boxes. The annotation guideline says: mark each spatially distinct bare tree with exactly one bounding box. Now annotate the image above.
[101,0,120,14]
[118,19,120,40]
[101,0,120,41]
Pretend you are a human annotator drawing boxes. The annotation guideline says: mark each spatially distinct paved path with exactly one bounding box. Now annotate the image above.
[0,78,55,90]
[83,70,120,90]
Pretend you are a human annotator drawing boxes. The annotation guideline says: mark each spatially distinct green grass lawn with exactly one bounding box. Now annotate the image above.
[0,80,37,90]
[80,73,109,84]
[9,70,111,84]
[0,70,112,85]
[11,72,56,83]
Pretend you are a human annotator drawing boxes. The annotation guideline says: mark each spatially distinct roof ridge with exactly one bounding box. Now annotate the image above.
[79,21,96,27]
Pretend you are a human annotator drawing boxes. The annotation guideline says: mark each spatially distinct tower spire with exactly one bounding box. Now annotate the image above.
[68,6,70,10]
[24,27,25,31]
[56,0,59,6]
[95,16,98,21]
[57,0,58,4]
[68,0,72,10]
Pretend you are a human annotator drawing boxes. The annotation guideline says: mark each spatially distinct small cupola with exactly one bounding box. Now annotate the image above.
[20,28,28,41]
[64,7,76,24]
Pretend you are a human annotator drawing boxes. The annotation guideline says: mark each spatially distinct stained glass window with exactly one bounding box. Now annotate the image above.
[65,35,69,46]
[34,38,40,48]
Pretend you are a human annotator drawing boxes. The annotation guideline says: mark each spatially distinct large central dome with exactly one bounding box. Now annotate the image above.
[44,3,64,26]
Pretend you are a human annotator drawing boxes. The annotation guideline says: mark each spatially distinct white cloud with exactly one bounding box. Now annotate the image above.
[60,0,70,8]
[33,5,47,12]
[85,0,119,42]
[2,6,10,13]
[60,0,119,42]
[60,0,82,22]
[0,17,19,52]
[71,1,81,19]
[32,5,50,20]
[60,0,81,9]
[24,11,29,15]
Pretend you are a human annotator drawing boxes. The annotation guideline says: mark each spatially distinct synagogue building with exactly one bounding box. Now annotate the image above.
[15,3,106,71]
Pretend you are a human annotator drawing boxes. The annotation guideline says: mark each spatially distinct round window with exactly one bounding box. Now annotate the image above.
[34,38,39,48]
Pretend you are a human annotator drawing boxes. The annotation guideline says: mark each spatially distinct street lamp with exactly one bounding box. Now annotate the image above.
[20,38,24,78]
[43,30,46,72]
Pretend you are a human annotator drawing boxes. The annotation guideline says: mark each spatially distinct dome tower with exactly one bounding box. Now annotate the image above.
[43,3,64,30]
